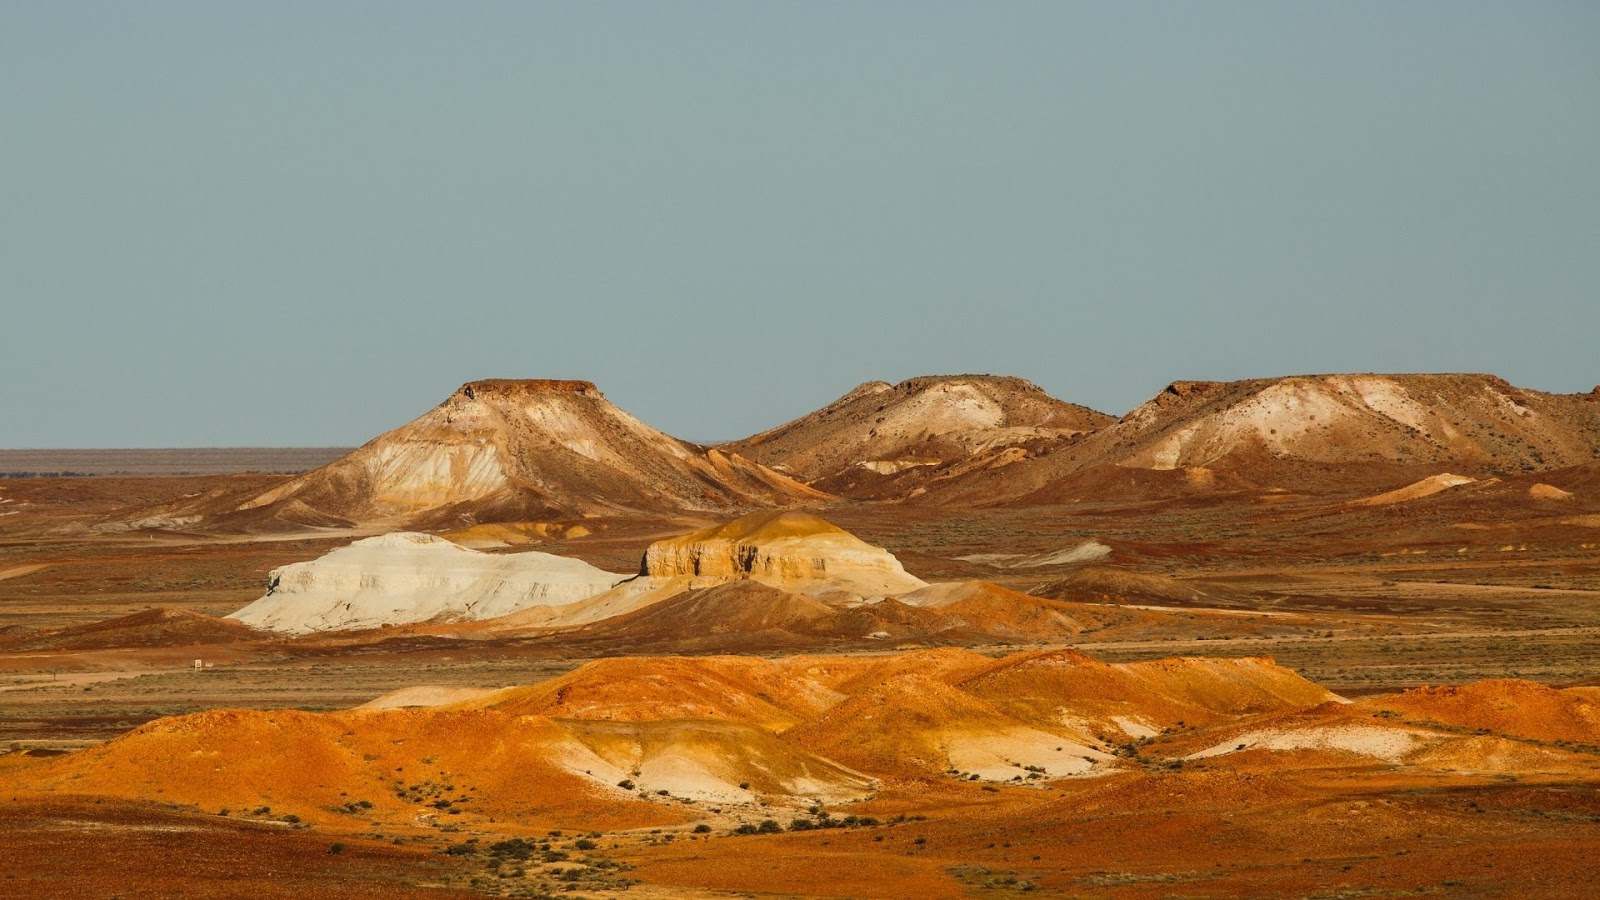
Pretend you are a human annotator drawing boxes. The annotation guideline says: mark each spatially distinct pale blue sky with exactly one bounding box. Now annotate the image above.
[3,2,1596,447]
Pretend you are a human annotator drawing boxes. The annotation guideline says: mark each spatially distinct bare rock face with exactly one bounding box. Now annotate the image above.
[640,510,927,598]
[213,379,830,528]
[228,532,626,634]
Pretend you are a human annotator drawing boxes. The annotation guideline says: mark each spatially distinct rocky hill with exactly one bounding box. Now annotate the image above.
[721,375,1112,499]
[194,380,830,529]
[918,373,1600,504]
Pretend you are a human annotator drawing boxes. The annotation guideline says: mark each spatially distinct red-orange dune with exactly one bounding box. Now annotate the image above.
[2,649,1334,827]
[5,706,687,833]
[1363,679,1600,744]
[8,653,1600,898]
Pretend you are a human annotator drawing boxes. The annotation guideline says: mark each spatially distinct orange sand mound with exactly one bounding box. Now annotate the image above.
[6,706,687,833]
[473,655,826,730]
[959,649,1336,740]
[1363,679,1600,745]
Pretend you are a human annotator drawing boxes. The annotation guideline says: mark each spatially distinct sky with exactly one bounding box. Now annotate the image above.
[2,2,1597,448]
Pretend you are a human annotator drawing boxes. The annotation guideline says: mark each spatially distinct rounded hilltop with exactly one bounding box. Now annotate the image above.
[721,373,1112,499]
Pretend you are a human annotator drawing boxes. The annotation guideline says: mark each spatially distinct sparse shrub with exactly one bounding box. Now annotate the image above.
[487,838,533,860]
[328,842,345,855]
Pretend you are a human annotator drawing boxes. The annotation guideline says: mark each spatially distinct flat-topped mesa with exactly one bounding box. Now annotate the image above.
[640,510,927,597]
[457,379,601,400]
[893,374,1048,395]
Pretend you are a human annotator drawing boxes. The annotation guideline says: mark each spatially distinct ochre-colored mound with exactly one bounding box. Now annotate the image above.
[0,607,262,651]
[438,519,590,547]
[564,581,844,650]
[1362,680,1600,745]
[961,650,1338,741]
[1346,472,1477,507]
[537,577,1140,652]
[640,510,927,597]
[5,706,684,831]
[898,581,1096,638]
[3,698,869,823]
[475,655,827,730]
[661,508,848,544]
[784,670,1063,778]
[9,647,1600,873]
[1530,482,1575,501]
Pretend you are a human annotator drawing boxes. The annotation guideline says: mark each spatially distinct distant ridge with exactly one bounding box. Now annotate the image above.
[913,373,1600,504]
[91,372,1600,523]
[0,448,351,478]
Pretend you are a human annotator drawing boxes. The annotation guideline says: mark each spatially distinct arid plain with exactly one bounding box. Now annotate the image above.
[4,373,1600,898]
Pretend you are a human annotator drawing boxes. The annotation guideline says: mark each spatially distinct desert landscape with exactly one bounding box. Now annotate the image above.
[4,373,1600,898]
[7,2,1594,894]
